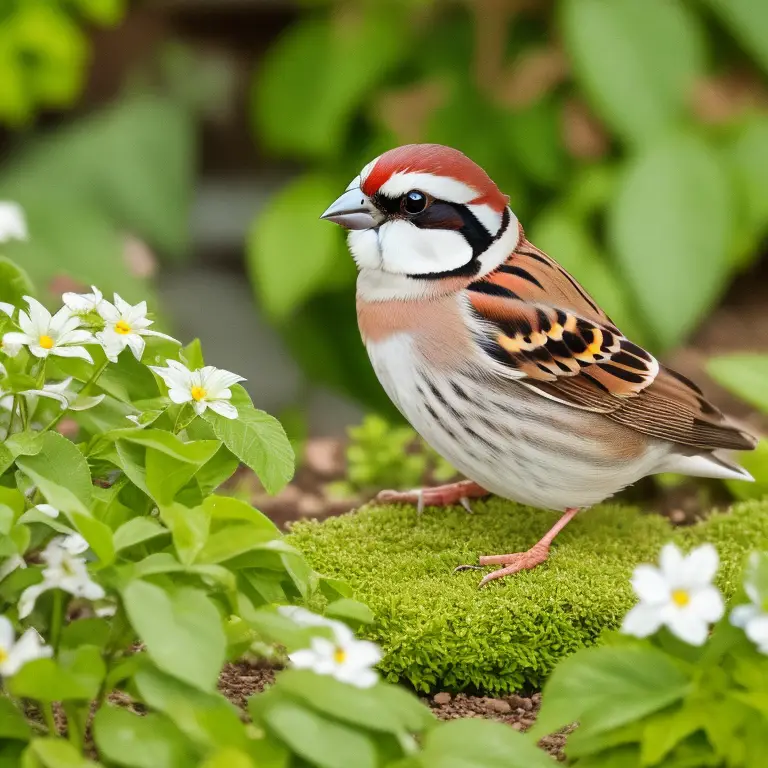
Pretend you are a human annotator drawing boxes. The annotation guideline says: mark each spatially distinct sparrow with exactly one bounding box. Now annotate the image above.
[320,144,758,587]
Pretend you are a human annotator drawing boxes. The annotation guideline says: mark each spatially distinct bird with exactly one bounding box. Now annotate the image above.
[320,143,758,587]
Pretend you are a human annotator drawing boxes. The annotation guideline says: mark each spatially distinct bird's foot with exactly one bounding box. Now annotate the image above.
[375,480,488,515]
[455,543,550,587]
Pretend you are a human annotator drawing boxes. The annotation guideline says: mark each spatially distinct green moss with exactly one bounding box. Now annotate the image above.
[288,498,768,694]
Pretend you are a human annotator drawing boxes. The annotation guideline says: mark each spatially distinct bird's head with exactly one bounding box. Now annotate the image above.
[321,144,518,297]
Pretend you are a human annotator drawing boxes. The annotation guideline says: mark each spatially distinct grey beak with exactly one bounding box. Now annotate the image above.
[320,188,382,230]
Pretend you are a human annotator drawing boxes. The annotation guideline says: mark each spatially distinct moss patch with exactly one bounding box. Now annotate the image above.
[288,498,768,694]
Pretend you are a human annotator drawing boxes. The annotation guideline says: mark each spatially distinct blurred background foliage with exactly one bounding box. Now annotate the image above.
[0,0,767,494]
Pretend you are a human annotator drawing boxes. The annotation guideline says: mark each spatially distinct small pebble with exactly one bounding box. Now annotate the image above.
[433,692,452,706]
[506,694,527,709]
[485,699,512,714]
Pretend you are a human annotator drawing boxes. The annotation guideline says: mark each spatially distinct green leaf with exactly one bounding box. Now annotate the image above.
[725,440,768,502]
[531,645,691,739]
[195,525,292,566]
[160,503,210,565]
[608,133,734,349]
[0,697,31,741]
[203,495,280,533]
[8,646,105,702]
[254,9,406,159]
[203,387,294,495]
[420,719,554,768]
[113,517,170,552]
[261,700,377,768]
[276,670,431,736]
[194,446,240,497]
[60,618,110,651]
[72,513,115,567]
[133,666,246,750]
[562,0,705,145]
[701,0,768,76]
[248,173,344,321]
[122,580,225,691]
[15,432,91,515]
[707,354,768,413]
[325,598,375,626]
[0,256,34,306]
[145,443,220,505]
[23,738,101,767]
[93,708,195,768]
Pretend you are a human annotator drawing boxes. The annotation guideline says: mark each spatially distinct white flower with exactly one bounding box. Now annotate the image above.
[731,553,768,654]
[18,534,104,619]
[0,331,21,358]
[2,297,94,363]
[0,379,104,419]
[0,616,52,677]
[0,555,26,583]
[62,286,105,315]
[622,543,724,646]
[95,294,178,363]
[289,622,382,689]
[148,360,245,419]
[0,202,27,243]
[31,504,59,519]
[278,605,346,632]
[0,302,14,318]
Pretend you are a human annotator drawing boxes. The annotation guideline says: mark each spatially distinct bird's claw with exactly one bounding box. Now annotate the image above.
[459,497,472,514]
[453,563,483,573]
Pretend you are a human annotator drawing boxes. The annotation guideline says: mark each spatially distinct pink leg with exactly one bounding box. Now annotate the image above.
[456,507,579,588]
[376,480,489,515]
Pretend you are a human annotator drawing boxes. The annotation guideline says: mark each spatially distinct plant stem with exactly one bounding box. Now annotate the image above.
[50,589,64,653]
[173,403,196,434]
[41,702,57,736]
[42,358,109,433]
[63,702,83,751]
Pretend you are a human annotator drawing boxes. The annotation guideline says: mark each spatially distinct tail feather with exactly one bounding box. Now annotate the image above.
[660,450,754,482]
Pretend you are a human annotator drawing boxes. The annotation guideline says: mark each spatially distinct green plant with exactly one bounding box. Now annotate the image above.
[328,414,455,498]
[0,254,558,767]
[0,0,126,125]
[248,0,768,414]
[706,353,768,499]
[288,497,768,693]
[530,547,768,767]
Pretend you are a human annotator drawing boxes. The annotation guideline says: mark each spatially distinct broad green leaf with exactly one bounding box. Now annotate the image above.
[421,718,554,768]
[160,503,210,565]
[276,670,429,735]
[608,133,734,350]
[0,697,31,741]
[203,387,294,495]
[702,0,768,76]
[93,708,194,768]
[116,429,220,464]
[248,173,343,321]
[71,512,115,566]
[60,618,110,651]
[203,495,279,533]
[15,432,91,515]
[707,354,768,414]
[531,645,691,739]
[122,580,225,691]
[23,738,101,767]
[325,598,375,626]
[194,446,240,497]
[0,487,25,516]
[127,553,236,591]
[262,700,377,768]
[146,442,219,505]
[562,0,705,145]
[195,525,292,565]
[0,256,34,307]
[133,666,246,750]
[115,440,149,496]
[9,646,105,702]
[199,749,255,768]
[113,517,169,552]
[254,9,406,159]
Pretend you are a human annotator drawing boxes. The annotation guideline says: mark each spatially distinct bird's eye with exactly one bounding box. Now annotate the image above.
[401,190,428,215]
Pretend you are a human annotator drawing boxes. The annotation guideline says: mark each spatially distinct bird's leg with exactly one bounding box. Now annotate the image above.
[456,507,579,588]
[376,480,489,515]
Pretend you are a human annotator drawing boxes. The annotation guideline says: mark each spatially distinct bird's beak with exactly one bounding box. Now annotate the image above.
[320,188,382,230]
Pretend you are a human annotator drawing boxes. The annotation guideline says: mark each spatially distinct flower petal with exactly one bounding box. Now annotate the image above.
[18,583,48,619]
[0,302,14,317]
[666,611,709,646]
[731,604,760,629]
[125,334,146,361]
[167,386,193,405]
[745,615,768,648]
[689,586,724,623]
[207,399,238,419]
[33,504,60,519]
[621,603,664,638]
[52,346,93,363]
[24,297,51,332]
[681,544,719,587]
[659,543,685,582]
[630,565,670,604]
[0,615,14,649]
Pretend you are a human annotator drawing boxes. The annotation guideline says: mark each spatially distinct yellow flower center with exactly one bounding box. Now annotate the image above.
[190,386,207,402]
[114,319,132,335]
[39,334,54,350]
[334,648,347,664]
[672,589,690,607]
[0,647,7,664]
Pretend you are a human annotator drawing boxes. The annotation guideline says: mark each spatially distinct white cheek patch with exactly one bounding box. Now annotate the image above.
[378,172,479,205]
[466,203,501,236]
[348,228,382,270]
[378,220,472,275]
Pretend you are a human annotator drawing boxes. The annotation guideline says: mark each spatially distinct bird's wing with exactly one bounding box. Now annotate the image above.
[464,240,757,452]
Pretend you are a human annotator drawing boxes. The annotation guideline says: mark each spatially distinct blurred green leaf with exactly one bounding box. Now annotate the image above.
[248,173,344,322]
[725,440,768,503]
[113,516,169,552]
[93,708,195,768]
[70,0,127,26]
[707,354,768,413]
[325,598,375,626]
[23,738,100,768]
[608,133,734,349]
[562,0,705,145]
[254,8,407,159]
[203,386,294,495]
[702,0,768,76]
[0,697,30,741]
[9,646,105,702]
[122,581,226,691]
[0,257,34,306]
